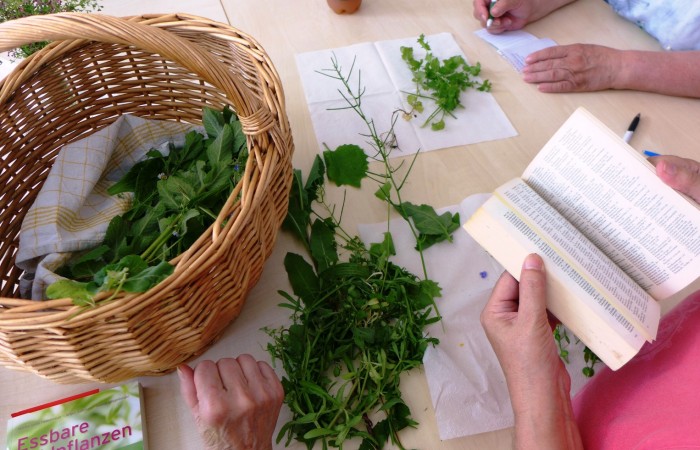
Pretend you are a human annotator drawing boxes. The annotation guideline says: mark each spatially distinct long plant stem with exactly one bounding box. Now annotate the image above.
[324,55,430,281]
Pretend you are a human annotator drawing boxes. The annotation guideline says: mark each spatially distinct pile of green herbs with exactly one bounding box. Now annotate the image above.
[0,0,102,60]
[47,107,247,306]
[266,56,460,450]
[401,34,492,131]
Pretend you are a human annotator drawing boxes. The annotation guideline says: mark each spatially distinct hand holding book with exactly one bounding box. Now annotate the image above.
[481,254,585,449]
[477,144,700,449]
[465,107,700,370]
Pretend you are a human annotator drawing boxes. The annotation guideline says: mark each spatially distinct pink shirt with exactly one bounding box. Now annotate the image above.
[573,290,700,449]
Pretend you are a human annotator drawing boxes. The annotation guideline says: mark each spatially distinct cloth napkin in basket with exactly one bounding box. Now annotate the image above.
[16,115,201,300]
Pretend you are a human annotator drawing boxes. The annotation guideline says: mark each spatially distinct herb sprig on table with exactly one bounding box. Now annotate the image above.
[401,34,492,130]
[555,324,602,377]
[47,107,247,306]
[266,56,459,450]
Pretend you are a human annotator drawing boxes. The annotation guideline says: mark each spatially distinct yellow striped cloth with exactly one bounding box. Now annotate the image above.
[16,115,201,299]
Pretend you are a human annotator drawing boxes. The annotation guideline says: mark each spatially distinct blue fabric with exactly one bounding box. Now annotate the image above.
[604,0,700,50]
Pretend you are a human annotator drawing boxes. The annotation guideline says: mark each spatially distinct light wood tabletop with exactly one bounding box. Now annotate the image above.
[2,0,700,448]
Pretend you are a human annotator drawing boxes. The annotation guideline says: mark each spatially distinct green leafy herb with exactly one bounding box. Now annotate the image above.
[324,144,369,188]
[582,345,602,378]
[554,324,602,378]
[47,106,248,306]
[400,34,492,130]
[267,55,460,449]
[554,323,571,363]
[268,168,441,450]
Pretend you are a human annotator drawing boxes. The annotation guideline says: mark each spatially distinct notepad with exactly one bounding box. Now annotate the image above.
[475,29,557,72]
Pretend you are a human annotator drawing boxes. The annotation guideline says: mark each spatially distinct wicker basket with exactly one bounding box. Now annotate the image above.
[0,13,294,383]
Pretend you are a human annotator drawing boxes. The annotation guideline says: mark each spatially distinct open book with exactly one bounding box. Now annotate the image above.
[464,107,700,370]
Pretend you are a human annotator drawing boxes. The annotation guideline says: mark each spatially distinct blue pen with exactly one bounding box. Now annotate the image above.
[643,150,661,157]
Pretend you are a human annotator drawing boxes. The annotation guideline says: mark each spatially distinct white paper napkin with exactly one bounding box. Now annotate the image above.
[0,52,19,81]
[296,33,517,158]
[358,194,593,440]
[474,29,557,72]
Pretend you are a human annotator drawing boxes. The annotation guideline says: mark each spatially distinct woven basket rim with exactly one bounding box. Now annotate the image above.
[0,12,294,383]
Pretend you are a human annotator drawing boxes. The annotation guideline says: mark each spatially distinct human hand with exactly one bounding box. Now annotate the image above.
[650,155,700,204]
[473,0,576,33]
[178,355,285,450]
[481,254,565,394]
[481,254,583,449]
[522,44,622,93]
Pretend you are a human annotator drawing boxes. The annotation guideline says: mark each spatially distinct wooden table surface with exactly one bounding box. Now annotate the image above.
[2,0,700,448]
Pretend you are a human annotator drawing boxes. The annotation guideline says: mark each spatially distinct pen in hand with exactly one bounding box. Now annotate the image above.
[623,113,640,143]
[486,0,499,28]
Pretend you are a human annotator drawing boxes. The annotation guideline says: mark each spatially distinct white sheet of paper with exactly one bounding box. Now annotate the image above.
[296,33,517,158]
[475,29,557,72]
[0,52,19,81]
[474,29,538,50]
[500,38,558,72]
[358,194,593,440]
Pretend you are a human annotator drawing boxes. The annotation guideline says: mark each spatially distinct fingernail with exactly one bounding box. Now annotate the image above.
[523,254,543,271]
[662,161,677,176]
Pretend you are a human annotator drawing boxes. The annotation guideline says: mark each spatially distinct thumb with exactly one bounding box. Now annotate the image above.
[653,156,700,204]
[517,254,547,321]
[177,364,199,410]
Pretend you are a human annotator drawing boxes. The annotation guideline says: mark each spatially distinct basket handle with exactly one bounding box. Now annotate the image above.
[0,13,275,135]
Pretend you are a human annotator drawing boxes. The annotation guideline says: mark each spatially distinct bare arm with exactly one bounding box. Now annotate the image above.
[482,255,584,450]
[524,45,700,98]
[617,50,700,98]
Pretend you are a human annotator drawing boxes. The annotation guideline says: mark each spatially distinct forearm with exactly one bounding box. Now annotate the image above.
[543,0,578,12]
[529,0,578,22]
[508,371,583,450]
[615,50,700,98]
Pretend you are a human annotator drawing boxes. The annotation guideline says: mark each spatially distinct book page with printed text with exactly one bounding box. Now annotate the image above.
[523,108,700,300]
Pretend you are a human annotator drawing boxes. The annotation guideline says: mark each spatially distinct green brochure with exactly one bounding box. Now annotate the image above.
[6,382,147,450]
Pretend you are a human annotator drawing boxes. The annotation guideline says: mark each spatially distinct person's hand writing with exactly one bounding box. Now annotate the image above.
[523,44,622,93]
[473,0,576,33]
[481,254,583,449]
[178,355,284,450]
[650,155,700,204]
